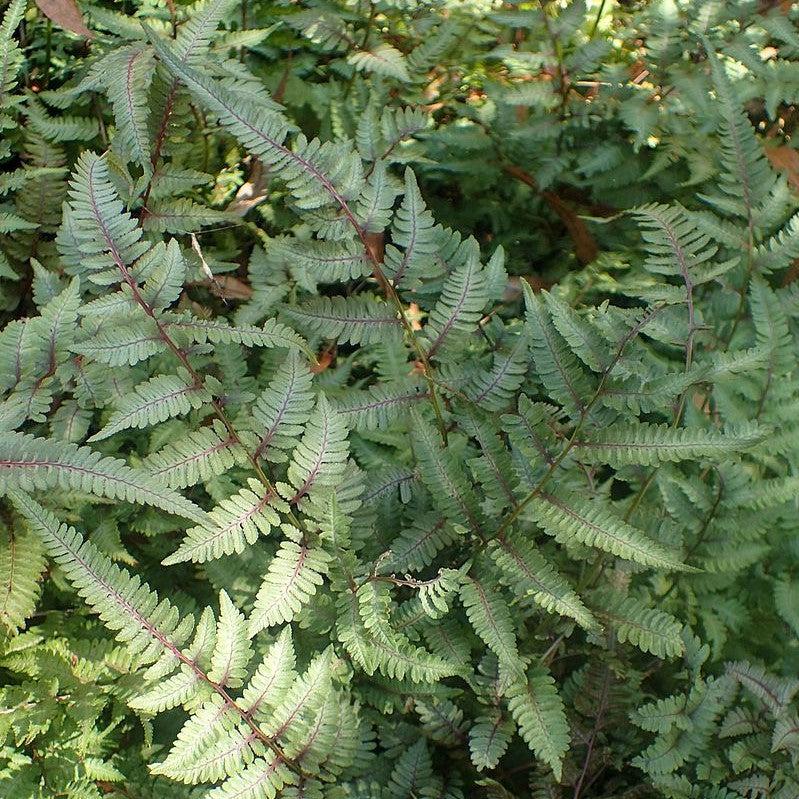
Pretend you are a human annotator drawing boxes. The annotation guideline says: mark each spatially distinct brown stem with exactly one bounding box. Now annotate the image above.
[502,164,597,265]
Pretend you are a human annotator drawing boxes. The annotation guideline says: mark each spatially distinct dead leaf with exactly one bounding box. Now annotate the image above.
[208,275,253,301]
[766,146,799,192]
[311,348,335,374]
[226,158,269,216]
[36,0,92,38]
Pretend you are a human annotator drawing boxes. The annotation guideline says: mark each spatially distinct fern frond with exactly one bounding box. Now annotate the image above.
[460,577,522,678]
[205,753,291,799]
[0,211,38,233]
[630,203,732,284]
[750,277,794,375]
[544,292,612,374]
[26,99,100,142]
[415,697,466,746]
[726,661,799,714]
[0,523,46,633]
[174,0,240,65]
[0,0,25,118]
[348,43,410,82]
[66,151,150,273]
[248,526,331,635]
[128,666,207,715]
[335,381,427,431]
[383,168,438,286]
[465,328,530,411]
[285,296,400,346]
[528,490,688,571]
[154,721,259,784]
[143,421,241,489]
[488,533,597,630]
[164,479,279,565]
[104,45,156,174]
[148,33,364,211]
[506,665,570,781]
[703,43,774,219]
[774,578,799,637]
[209,591,254,689]
[73,317,165,366]
[424,255,489,358]
[383,514,460,573]
[263,648,333,741]
[142,198,236,234]
[10,492,195,663]
[469,711,514,771]
[281,395,349,504]
[28,276,82,377]
[523,284,594,416]
[502,394,561,471]
[336,589,457,684]
[753,210,799,273]
[387,740,437,798]
[280,238,371,286]
[250,350,314,463]
[411,414,485,539]
[163,313,309,354]
[593,592,684,658]
[240,627,296,722]
[350,160,396,239]
[0,432,206,523]
[140,238,186,312]
[459,410,519,517]
[89,373,212,442]
[376,106,427,163]
[572,422,766,467]
[630,694,691,734]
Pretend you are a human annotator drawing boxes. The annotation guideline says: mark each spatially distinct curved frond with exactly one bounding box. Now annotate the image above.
[0,431,206,523]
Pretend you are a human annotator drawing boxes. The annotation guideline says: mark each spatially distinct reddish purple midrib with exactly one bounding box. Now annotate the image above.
[471,338,525,403]
[254,368,299,459]
[1,457,163,497]
[257,546,309,621]
[426,270,475,359]
[292,309,398,326]
[112,383,199,427]
[51,525,291,763]
[151,437,234,476]
[186,491,274,554]
[124,49,148,159]
[339,389,426,415]
[269,661,320,740]
[291,418,330,502]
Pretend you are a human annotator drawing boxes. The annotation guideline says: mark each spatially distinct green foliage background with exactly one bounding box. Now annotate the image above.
[1,1,799,797]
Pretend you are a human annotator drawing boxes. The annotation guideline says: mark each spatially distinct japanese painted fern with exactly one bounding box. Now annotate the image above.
[1,2,798,799]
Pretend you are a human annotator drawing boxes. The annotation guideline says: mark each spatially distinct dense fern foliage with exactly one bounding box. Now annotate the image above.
[1,1,799,797]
